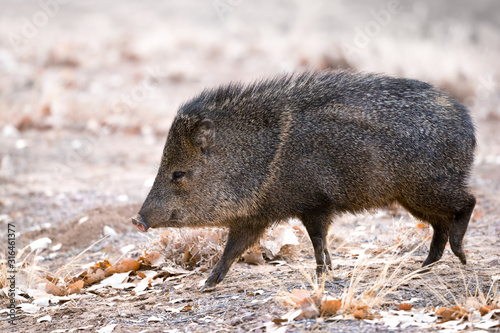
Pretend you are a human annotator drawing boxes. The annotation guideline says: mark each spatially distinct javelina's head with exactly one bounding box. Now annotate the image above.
[132,112,232,232]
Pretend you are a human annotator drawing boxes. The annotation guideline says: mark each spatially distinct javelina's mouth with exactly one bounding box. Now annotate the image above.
[131,214,149,232]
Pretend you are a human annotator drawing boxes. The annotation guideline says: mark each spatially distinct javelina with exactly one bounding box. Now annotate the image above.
[132,71,476,289]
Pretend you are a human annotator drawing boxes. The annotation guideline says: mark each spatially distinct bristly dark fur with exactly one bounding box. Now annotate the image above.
[181,71,435,114]
[136,70,476,289]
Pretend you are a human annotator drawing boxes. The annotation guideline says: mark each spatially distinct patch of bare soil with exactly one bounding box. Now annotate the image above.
[26,204,141,250]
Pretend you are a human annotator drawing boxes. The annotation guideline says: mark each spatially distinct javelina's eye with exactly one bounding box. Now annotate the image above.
[172,171,185,183]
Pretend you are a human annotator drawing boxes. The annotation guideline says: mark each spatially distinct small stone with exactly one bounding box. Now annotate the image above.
[242,313,255,321]
[230,317,242,326]
[103,226,117,237]
[488,258,499,266]
[2,125,19,137]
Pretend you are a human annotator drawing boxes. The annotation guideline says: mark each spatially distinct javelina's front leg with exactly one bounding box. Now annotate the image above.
[202,222,267,290]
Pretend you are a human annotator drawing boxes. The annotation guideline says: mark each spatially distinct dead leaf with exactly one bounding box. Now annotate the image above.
[435,307,446,316]
[97,323,117,333]
[321,299,342,316]
[141,251,161,264]
[247,290,264,297]
[480,305,492,316]
[244,250,265,265]
[87,272,131,291]
[84,268,106,285]
[45,274,59,285]
[353,309,365,319]
[436,307,454,321]
[261,225,299,257]
[79,325,94,330]
[17,115,34,131]
[17,303,40,314]
[139,251,162,267]
[290,289,311,305]
[45,282,65,296]
[398,303,412,311]
[66,280,84,295]
[472,209,482,222]
[107,258,141,274]
[296,298,320,320]
[181,304,192,312]
[181,249,191,264]
[451,305,468,320]
[272,318,288,325]
[37,315,52,323]
[41,104,51,117]
[133,271,157,292]
[161,266,192,275]
[83,260,112,282]
[435,306,468,322]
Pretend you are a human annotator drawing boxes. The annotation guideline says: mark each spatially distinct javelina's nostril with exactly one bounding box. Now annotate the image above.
[131,214,149,232]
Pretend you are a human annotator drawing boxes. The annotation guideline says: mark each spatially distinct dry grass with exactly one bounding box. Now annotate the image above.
[275,216,438,320]
[151,223,304,270]
[4,244,49,291]
[0,252,7,289]
[274,215,500,325]
[50,236,110,282]
[0,236,112,298]
[153,228,227,269]
[425,266,500,311]
[276,237,431,321]
[338,243,428,312]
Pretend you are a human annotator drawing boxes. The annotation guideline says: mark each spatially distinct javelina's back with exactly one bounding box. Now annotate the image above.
[181,71,475,213]
[135,71,476,289]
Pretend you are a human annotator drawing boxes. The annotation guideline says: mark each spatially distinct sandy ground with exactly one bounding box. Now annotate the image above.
[1,0,500,332]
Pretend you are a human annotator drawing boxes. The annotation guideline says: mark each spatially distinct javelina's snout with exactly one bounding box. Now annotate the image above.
[131,214,149,232]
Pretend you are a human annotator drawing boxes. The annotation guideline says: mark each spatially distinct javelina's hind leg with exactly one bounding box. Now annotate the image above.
[449,194,476,265]
[301,208,333,276]
[202,222,267,290]
[398,200,451,268]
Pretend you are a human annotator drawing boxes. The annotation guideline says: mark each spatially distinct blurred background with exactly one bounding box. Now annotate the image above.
[0,0,499,250]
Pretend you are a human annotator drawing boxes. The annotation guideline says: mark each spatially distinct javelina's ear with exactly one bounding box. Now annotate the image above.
[192,119,215,154]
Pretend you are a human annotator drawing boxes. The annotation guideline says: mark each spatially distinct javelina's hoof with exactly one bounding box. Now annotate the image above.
[200,269,227,291]
[418,261,437,274]
[199,283,216,292]
[453,249,467,265]
[417,267,431,274]
[316,265,331,278]
[199,277,219,292]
